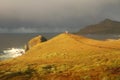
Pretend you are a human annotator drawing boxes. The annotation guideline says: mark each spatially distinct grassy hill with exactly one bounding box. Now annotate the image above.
[77,19,120,34]
[0,33,120,80]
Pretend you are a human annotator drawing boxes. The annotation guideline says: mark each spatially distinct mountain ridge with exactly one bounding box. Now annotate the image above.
[77,19,120,34]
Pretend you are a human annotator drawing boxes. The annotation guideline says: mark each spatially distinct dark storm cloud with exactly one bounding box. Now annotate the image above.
[0,0,120,33]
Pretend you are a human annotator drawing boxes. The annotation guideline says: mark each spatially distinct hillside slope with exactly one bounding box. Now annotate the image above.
[0,33,120,80]
[77,19,120,34]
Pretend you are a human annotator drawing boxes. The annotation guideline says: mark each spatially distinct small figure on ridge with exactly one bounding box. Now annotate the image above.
[65,31,69,34]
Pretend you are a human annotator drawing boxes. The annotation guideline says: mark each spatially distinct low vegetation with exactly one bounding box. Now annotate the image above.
[0,33,120,80]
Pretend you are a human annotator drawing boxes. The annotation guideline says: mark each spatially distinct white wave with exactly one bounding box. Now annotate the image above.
[0,48,25,60]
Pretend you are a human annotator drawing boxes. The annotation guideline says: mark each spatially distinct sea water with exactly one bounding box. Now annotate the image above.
[0,33,58,60]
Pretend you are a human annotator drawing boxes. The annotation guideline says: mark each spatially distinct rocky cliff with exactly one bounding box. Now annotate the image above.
[25,35,47,51]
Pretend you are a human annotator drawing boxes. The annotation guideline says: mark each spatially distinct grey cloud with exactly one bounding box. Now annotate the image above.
[0,0,120,33]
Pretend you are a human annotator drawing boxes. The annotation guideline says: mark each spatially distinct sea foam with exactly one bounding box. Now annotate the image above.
[0,48,25,60]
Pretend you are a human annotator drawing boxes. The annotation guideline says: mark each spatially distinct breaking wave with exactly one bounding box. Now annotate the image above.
[0,48,25,60]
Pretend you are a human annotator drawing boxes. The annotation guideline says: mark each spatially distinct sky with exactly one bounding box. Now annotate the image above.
[0,0,120,33]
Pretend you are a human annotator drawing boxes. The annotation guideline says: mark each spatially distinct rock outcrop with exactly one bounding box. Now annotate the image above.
[25,35,47,51]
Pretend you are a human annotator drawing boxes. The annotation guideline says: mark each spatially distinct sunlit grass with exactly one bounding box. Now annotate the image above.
[0,33,120,80]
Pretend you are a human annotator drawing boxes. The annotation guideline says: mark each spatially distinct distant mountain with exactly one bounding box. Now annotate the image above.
[77,19,120,34]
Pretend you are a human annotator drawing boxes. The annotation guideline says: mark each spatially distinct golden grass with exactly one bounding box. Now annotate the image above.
[0,33,120,80]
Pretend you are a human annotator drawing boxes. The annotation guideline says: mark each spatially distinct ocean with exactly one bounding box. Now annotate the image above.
[0,33,59,52]
[0,33,59,60]
[0,33,120,60]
